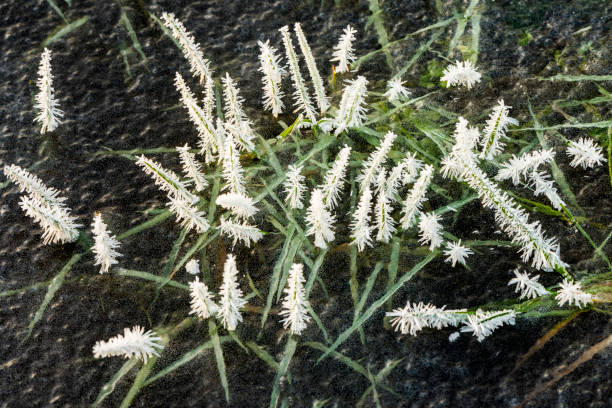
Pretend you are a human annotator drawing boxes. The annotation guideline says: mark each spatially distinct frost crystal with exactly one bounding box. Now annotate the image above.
[321,145,351,210]
[185,259,200,275]
[331,25,357,74]
[177,144,208,192]
[280,263,311,335]
[3,164,67,208]
[189,277,218,320]
[305,189,336,249]
[443,240,473,267]
[168,197,210,233]
[174,73,218,160]
[161,12,212,84]
[357,131,396,190]
[495,149,555,185]
[350,187,373,251]
[566,138,605,169]
[284,164,306,210]
[387,302,466,336]
[460,309,516,342]
[35,48,63,133]
[374,172,396,243]
[555,279,592,308]
[384,77,411,102]
[136,155,198,204]
[400,164,434,229]
[440,60,482,89]
[216,193,258,219]
[258,40,286,117]
[294,22,329,113]
[220,135,246,196]
[508,269,548,300]
[19,195,81,245]
[217,254,247,331]
[219,216,263,248]
[480,100,518,159]
[418,212,443,251]
[442,118,567,273]
[93,326,163,362]
[92,213,122,274]
[529,170,565,210]
[334,76,368,136]
[222,73,255,151]
[279,26,317,123]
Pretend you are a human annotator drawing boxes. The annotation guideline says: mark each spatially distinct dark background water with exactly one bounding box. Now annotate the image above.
[0,0,611,406]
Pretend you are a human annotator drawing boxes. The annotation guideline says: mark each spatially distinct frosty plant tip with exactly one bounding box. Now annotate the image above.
[35,48,63,134]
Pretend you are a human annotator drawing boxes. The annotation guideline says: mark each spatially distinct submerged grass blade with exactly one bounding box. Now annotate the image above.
[270,336,298,408]
[41,16,89,48]
[537,74,612,82]
[25,252,83,340]
[209,320,230,403]
[93,358,139,407]
[114,268,189,291]
[317,253,436,363]
[119,355,158,408]
[143,336,232,387]
[261,225,295,330]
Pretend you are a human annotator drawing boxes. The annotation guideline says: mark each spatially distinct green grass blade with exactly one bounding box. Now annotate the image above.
[0,279,56,298]
[143,336,231,387]
[306,303,330,344]
[209,320,230,403]
[173,229,219,275]
[316,253,436,363]
[527,102,581,211]
[45,0,68,24]
[246,342,280,371]
[392,27,445,82]
[305,250,328,298]
[119,11,147,63]
[117,210,172,240]
[41,16,89,48]
[448,17,467,56]
[92,359,139,407]
[304,342,368,378]
[25,252,83,340]
[385,239,401,310]
[276,236,304,302]
[114,268,189,291]
[367,0,393,70]
[356,261,384,322]
[469,7,482,64]
[519,120,612,131]
[119,356,158,408]
[261,225,295,330]
[270,336,298,408]
[538,74,612,82]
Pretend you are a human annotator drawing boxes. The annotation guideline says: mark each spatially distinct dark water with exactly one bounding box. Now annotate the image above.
[0,0,611,406]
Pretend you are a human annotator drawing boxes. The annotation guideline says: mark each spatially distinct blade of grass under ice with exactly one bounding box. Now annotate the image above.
[306,302,330,344]
[143,336,232,387]
[316,252,436,363]
[385,240,400,311]
[527,102,581,211]
[261,225,295,331]
[114,268,189,291]
[209,319,230,403]
[356,262,384,330]
[25,252,83,340]
[45,0,69,24]
[119,355,158,408]
[246,341,280,372]
[537,74,612,82]
[119,11,147,63]
[92,358,139,407]
[269,335,298,408]
[41,16,89,48]
[117,210,172,240]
